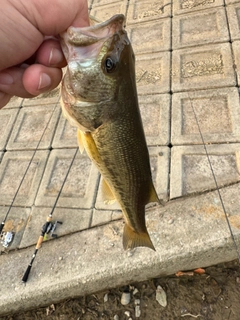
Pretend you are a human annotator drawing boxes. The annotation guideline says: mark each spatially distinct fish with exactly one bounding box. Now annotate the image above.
[60,14,160,251]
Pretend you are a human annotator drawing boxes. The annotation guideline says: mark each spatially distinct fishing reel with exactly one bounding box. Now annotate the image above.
[42,220,63,239]
[0,231,14,248]
[22,216,63,283]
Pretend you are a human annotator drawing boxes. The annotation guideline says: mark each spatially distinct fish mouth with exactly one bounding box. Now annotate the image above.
[60,14,125,62]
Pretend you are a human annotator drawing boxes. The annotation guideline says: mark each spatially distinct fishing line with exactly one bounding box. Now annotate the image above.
[88,0,94,13]
[189,95,240,263]
[49,147,79,217]
[0,97,60,235]
[124,0,130,25]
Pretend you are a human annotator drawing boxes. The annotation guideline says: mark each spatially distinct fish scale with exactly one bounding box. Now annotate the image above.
[60,14,160,251]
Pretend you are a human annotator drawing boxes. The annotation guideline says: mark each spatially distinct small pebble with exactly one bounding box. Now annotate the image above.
[135,299,140,305]
[210,278,221,297]
[121,291,131,305]
[127,248,136,257]
[135,305,141,318]
[156,285,167,307]
[103,293,108,302]
[113,315,119,320]
[46,304,55,316]
[133,288,139,295]
[124,311,131,317]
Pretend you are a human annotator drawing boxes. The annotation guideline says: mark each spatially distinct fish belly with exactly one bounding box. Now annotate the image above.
[77,116,159,250]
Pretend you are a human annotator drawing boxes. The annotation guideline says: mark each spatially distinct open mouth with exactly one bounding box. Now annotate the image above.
[60,14,125,62]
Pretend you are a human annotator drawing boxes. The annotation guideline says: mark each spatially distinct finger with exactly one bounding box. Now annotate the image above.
[0,64,62,97]
[72,1,90,27]
[0,92,12,109]
[23,64,62,96]
[36,38,66,68]
[0,66,33,98]
[25,0,90,34]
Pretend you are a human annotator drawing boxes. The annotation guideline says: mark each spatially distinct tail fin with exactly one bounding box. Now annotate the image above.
[123,223,155,251]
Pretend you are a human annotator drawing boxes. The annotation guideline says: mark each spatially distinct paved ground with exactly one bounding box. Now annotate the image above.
[1,0,240,316]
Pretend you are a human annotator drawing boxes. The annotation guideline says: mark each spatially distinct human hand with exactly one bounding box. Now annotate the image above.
[0,0,89,108]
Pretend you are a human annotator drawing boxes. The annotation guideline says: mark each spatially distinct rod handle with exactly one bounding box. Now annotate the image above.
[22,265,32,283]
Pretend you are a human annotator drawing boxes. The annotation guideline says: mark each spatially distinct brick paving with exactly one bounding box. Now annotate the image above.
[1,0,240,255]
[1,0,240,315]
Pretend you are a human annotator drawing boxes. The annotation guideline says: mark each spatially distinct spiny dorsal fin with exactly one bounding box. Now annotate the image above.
[123,223,155,251]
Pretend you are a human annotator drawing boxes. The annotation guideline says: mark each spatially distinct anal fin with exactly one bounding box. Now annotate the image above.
[101,178,116,204]
[123,223,155,251]
[148,183,161,205]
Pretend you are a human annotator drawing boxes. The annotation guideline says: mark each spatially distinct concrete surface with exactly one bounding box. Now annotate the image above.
[1,185,240,315]
[1,0,240,316]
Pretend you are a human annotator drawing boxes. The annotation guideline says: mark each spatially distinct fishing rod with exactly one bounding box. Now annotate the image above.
[0,98,60,245]
[22,147,79,282]
[189,95,240,263]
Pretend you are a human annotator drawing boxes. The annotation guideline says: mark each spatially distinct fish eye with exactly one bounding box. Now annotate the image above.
[105,57,116,73]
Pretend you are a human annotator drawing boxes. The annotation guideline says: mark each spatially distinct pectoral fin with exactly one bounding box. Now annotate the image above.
[77,130,102,165]
[101,178,116,204]
[123,223,155,251]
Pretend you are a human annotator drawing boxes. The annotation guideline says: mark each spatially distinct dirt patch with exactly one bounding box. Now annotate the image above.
[1,260,240,320]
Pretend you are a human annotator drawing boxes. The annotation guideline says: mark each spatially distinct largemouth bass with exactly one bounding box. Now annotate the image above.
[60,14,160,250]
